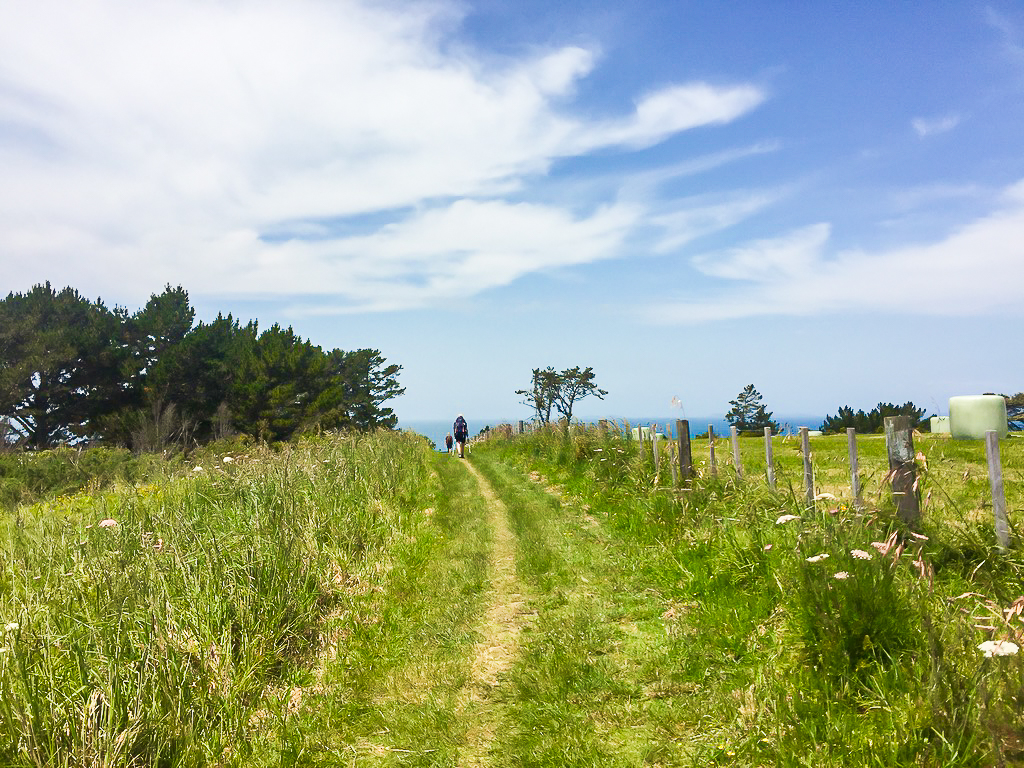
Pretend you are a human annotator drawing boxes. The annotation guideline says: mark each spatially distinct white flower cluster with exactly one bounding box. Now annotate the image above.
[978,640,1019,657]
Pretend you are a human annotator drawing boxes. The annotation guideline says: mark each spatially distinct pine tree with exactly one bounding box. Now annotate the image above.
[0,283,125,447]
[725,384,779,433]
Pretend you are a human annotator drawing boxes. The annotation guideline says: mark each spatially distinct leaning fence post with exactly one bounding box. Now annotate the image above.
[800,427,814,505]
[676,419,692,480]
[847,428,862,509]
[708,425,717,478]
[884,416,920,525]
[986,430,1012,549]
[764,426,775,488]
[730,426,743,477]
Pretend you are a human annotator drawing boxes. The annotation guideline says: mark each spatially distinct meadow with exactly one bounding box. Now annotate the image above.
[0,426,1022,766]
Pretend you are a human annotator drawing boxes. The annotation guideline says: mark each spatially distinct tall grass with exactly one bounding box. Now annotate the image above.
[0,430,435,766]
[476,425,1024,765]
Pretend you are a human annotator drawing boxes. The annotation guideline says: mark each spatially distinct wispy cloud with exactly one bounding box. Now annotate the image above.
[691,223,830,281]
[233,199,644,312]
[912,113,961,137]
[888,182,986,211]
[986,6,1024,66]
[648,179,1024,323]
[577,84,766,151]
[648,191,782,254]
[0,0,766,309]
[620,141,781,196]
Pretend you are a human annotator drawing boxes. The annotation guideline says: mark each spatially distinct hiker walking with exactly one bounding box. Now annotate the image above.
[453,414,468,458]
[445,433,454,454]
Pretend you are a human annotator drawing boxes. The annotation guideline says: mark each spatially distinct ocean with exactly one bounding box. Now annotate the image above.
[398,415,824,452]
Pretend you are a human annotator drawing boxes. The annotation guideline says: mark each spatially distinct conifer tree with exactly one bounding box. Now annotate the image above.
[725,384,779,433]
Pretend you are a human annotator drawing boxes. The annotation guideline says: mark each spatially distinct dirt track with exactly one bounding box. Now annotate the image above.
[455,460,531,767]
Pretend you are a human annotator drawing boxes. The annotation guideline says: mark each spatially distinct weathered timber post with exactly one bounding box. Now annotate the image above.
[986,430,1012,549]
[517,420,525,435]
[884,416,920,525]
[651,426,660,476]
[708,425,717,478]
[730,426,743,477]
[847,428,862,509]
[800,427,814,505]
[598,419,609,434]
[676,419,693,481]
[764,426,775,488]
[669,442,679,488]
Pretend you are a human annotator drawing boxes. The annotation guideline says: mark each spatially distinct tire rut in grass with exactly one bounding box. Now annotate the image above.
[456,460,531,767]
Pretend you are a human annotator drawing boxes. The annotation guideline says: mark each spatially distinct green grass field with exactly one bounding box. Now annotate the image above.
[0,427,1022,766]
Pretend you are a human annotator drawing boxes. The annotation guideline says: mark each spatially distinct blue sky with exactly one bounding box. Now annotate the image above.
[1,1,1022,425]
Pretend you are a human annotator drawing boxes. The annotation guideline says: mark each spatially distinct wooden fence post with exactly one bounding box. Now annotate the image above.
[598,419,608,434]
[730,426,742,477]
[884,416,920,525]
[708,424,717,478]
[651,426,660,477]
[800,427,814,505]
[676,419,692,480]
[669,442,678,488]
[517,420,525,435]
[764,426,775,488]
[847,428,862,509]
[986,430,1012,549]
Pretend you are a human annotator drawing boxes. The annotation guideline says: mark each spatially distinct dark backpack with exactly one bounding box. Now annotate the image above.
[454,417,468,439]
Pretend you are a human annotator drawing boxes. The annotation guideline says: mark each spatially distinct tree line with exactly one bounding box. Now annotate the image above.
[0,283,404,451]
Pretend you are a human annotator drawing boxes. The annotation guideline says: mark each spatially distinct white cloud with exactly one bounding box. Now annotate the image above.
[912,113,961,137]
[0,0,766,309]
[578,83,766,151]
[648,192,781,254]
[647,180,1024,324]
[691,223,830,281]
[225,198,643,312]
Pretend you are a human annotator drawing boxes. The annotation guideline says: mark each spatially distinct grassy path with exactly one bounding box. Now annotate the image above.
[469,453,693,766]
[249,451,491,765]
[455,460,532,767]
[252,451,536,767]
